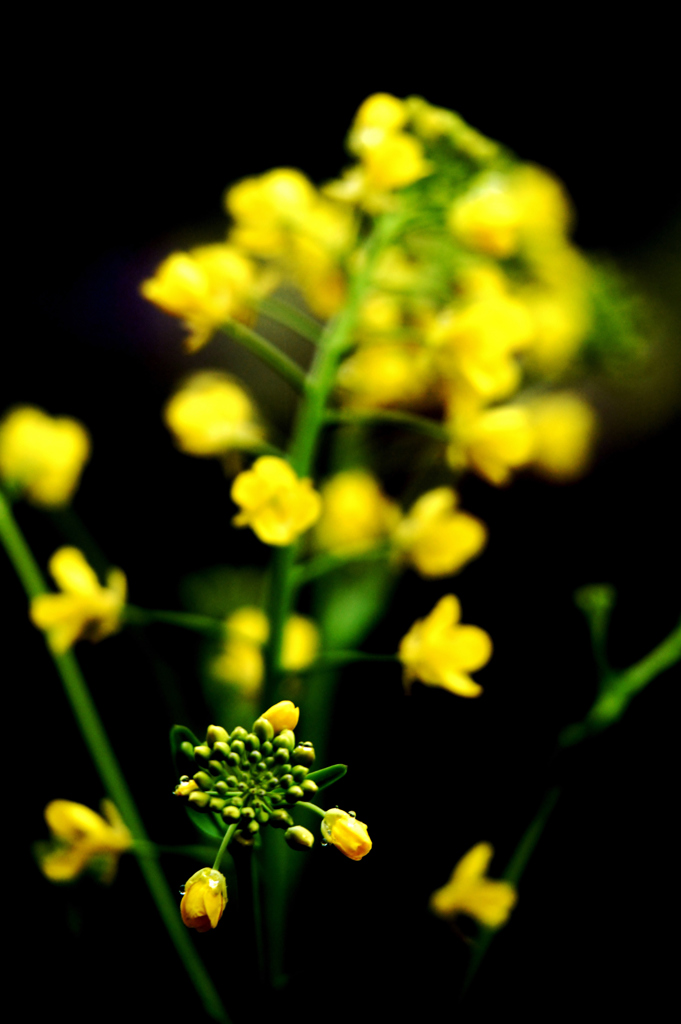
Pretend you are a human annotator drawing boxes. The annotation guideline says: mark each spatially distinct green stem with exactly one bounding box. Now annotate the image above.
[125,605,225,638]
[462,786,560,997]
[0,490,230,1024]
[219,320,307,393]
[212,822,239,871]
[258,295,322,344]
[297,801,326,818]
[291,543,390,590]
[324,408,450,442]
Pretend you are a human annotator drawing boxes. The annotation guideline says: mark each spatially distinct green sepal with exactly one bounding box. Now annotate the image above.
[306,764,347,791]
[170,724,201,777]
[185,805,227,841]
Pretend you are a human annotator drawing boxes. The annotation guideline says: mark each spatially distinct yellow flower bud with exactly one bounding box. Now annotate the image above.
[180,868,228,933]
[398,595,492,697]
[30,547,127,654]
[429,842,517,928]
[321,808,372,861]
[262,700,300,733]
[0,406,90,507]
[231,456,322,546]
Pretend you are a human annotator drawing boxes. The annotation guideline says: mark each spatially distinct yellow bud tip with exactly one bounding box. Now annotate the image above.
[321,808,372,861]
[261,700,300,733]
[180,868,228,932]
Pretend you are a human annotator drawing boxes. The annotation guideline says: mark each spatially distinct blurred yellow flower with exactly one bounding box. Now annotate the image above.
[262,699,300,733]
[212,609,319,693]
[449,404,535,486]
[0,406,90,506]
[163,372,263,456]
[526,392,596,481]
[231,456,322,546]
[321,808,372,861]
[315,470,401,555]
[39,799,132,884]
[180,868,227,933]
[336,343,436,409]
[429,842,517,928]
[392,487,487,578]
[398,594,492,697]
[140,243,263,352]
[30,547,127,654]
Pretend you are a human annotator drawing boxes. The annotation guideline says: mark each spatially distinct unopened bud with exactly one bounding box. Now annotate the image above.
[206,725,230,746]
[269,809,294,829]
[292,743,315,767]
[252,716,275,742]
[188,790,211,809]
[273,730,296,751]
[193,771,214,791]
[285,826,315,851]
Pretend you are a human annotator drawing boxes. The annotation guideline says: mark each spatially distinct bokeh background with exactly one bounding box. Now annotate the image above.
[7,24,679,1022]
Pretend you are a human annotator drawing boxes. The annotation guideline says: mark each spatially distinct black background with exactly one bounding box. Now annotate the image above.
[6,21,679,1023]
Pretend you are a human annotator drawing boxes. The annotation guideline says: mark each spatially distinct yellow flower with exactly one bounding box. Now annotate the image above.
[315,470,401,555]
[336,343,436,409]
[163,372,263,456]
[39,799,132,883]
[212,610,319,693]
[140,243,263,352]
[180,868,228,933]
[398,594,492,697]
[30,547,127,654]
[0,406,90,506]
[262,700,300,733]
[429,842,517,928]
[231,456,322,546]
[526,392,596,481]
[448,404,535,486]
[392,487,487,578]
[321,808,372,861]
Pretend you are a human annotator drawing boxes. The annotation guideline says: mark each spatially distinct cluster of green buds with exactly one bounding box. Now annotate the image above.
[174,702,321,843]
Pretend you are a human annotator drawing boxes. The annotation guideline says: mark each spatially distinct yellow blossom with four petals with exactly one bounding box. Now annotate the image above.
[398,594,492,697]
[0,406,90,506]
[30,547,127,654]
[231,456,322,546]
[429,842,517,928]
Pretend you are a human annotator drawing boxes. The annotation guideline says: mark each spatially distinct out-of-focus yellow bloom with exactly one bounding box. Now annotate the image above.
[321,808,372,861]
[448,178,522,258]
[526,392,596,481]
[336,344,436,409]
[163,372,263,456]
[39,799,132,883]
[231,456,322,546]
[212,610,319,694]
[213,609,319,691]
[30,547,127,654]
[392,487,487,578]
[140,243,264,352]
[315,470,401,555]
[354,92,408,133]
[180,868,227,933]
[449,404,535,486]
[0,406,90,506]
[429,842,517,928]
[262,700,300,733]
[398,594,492,697]
[174,779,199,797]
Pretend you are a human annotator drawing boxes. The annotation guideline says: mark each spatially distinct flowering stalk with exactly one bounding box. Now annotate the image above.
[0,488,230,1024]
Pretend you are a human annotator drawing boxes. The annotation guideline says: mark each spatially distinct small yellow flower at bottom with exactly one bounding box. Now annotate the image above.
[180,868,228,933]
[231,456,322,546]
[30,547,127,654]
[398,595,492,697]
[321,808,372,861]
[429,842,517,928]
[39,799,132,884]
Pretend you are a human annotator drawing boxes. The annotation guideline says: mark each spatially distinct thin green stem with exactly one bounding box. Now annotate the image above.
[297,801,326,818]
[324,408,450,442]
[258,295,322,344]
[213,822,239,871]
[125,604,225,638]
[291,543,390,590]
[219,320,307,393]
[0,490,229,1024]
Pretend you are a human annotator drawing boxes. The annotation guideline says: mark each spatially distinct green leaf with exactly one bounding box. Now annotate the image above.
[185,806,226,842]
[307,764,347,791]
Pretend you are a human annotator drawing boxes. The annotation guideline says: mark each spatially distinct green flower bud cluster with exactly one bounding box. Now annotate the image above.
[175,717,319,842]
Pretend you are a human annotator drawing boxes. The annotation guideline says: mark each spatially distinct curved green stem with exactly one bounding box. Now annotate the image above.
[219,320,307,393]
[0,490,230,1024]
[297,801,326,818]
[324,408,450,442]
[212,822,239,872]
[291,543,390,590]
[258,295,322,344]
